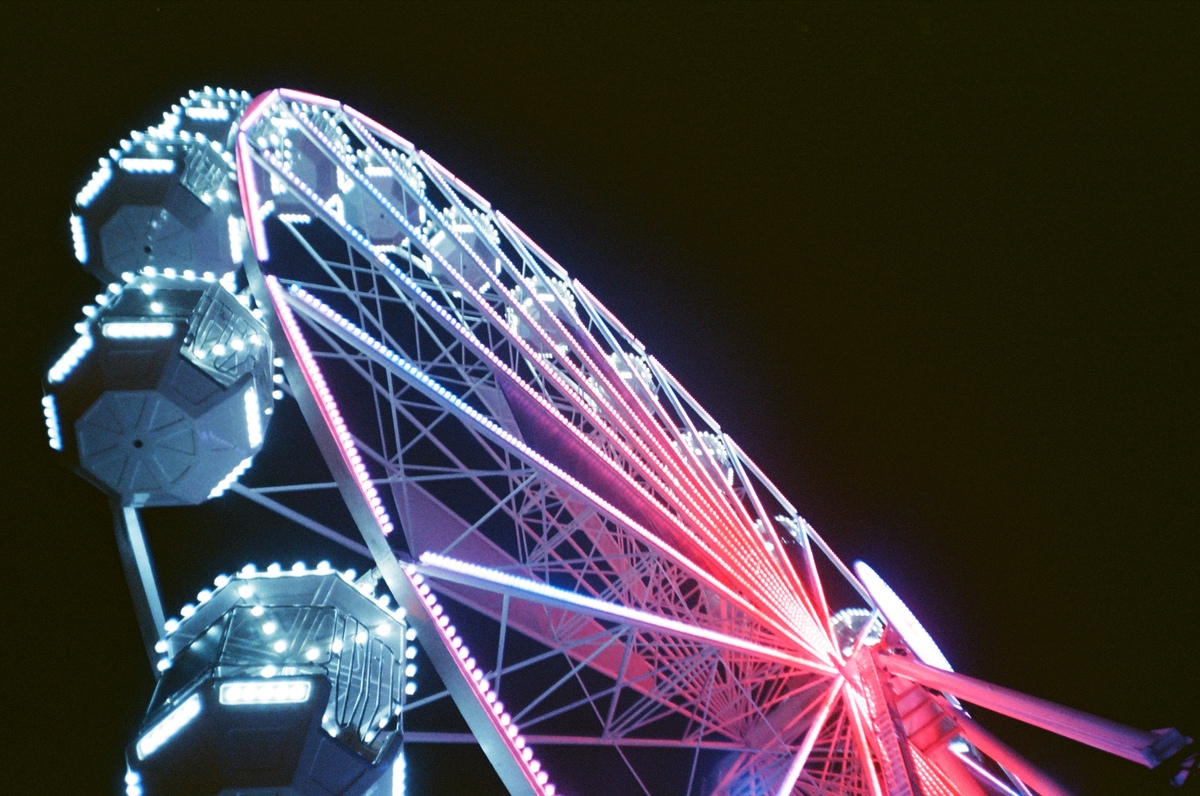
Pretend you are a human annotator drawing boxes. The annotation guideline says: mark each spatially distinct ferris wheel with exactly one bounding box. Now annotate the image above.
[44,87,1191,796]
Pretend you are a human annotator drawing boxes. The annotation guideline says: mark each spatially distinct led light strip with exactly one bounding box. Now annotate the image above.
[185,105,230,121]
[47,333,93,383]
[219,678,311,705]
[76,160,112,207]
[244,387,264,448]
[102,321,175,339]
[227,214,245,265]
[208,456,253,500]
[41,395,63,450]
[69,214,87,263]
[405,567,558,795]
[135,692,201,760]
[266,277,395,535]
[119,157,176,173]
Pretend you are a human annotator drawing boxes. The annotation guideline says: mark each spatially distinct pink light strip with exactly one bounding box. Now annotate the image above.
[418,551,837,675]
[405,567,559,795]
[278,88,340,109]
[265,276,394,535]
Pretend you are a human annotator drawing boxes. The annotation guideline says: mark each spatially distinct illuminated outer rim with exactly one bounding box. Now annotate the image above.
[853,560,954,672]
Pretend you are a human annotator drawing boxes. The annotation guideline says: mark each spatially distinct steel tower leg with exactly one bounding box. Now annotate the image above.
[952,711,1072,796]
[882,653,1192,768]
[110,501,166,673]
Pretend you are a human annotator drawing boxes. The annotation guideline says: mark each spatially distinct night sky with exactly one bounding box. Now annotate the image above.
[3,3,1197,794]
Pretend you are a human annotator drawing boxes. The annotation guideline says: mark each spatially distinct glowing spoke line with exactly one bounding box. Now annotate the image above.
[417,552,836,676]
[775,677,846,796]
[844,685,885,796]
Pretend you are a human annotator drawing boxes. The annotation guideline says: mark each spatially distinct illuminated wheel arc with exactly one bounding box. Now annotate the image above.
[230,88,953,796]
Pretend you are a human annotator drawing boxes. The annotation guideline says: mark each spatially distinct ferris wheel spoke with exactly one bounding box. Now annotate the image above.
[416,552,834,676]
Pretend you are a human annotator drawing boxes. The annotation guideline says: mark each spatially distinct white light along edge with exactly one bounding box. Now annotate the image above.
[42,395,63,451]
[186,106,230,121]
[76,161,112,207]
[70,214,87,263]
[47,333,93,383]
[135,693,201,760]
[853,560,953,672]
[119,157,176,173]
[208,456,254,499]
[406,568,558,795]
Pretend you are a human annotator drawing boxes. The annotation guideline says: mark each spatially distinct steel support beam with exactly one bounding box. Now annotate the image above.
[882,652,1191,768]
[110,501,166,674]
[953,711,1073,796]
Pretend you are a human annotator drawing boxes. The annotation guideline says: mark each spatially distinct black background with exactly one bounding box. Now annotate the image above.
[2,2,1196,794]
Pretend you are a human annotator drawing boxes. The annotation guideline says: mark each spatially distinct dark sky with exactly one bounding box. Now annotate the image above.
[2,2,1196,794]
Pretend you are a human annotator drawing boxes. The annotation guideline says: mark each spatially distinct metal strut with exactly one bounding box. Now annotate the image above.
[110,501,166,674]
[882,652,1193,768]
